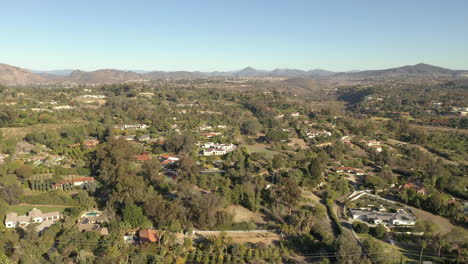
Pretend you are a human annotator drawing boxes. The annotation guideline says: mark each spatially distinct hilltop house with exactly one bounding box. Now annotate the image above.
[5,208,60,232]
[349,208,416,226]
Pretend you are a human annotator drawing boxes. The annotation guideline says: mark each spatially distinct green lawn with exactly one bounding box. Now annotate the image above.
[246,144,281,159]
[6,205,70,215]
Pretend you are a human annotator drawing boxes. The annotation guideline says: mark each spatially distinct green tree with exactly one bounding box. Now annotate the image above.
[352,221,369,234]
[371,225,386,239]
[241,120,262,135]
[15,165,33,179]
[122,204,151,228]
[335,232,363,264]
[308,157,323,184]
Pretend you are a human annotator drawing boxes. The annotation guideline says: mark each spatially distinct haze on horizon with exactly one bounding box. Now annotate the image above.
[2,0,468,72]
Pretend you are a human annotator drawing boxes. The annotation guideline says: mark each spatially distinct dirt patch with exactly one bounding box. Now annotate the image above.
[409,207,454,235]
[288,138,309,149]
[224,205,266,224]
[192,230,280,245]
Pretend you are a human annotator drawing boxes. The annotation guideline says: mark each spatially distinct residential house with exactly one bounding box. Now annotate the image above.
[77,210,108,235]
[201,132,222,138]
[52,177,95,189]
[159,155,180,167]
[81,94,106,99]
[83,140,100,148]
[400,183,426,195]
[53,105,74,110]
[332,167,364,175]
[197,125,212,131]
[30,155,47,166]
[5,208,60,232]
[135,154,151,162]
[366,140,381,147]
[307,130,332,139]
[123,228,139,244]
[139,229,159,243]
[349,208,416,226]
[115,124,149,130]
[202,143,236,156]
[45,155,66,166]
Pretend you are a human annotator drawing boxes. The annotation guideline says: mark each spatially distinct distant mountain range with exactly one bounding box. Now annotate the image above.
[334,63,468,79]
[0,63,467,86]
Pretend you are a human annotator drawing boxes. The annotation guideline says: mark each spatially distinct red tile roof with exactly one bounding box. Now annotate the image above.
[135,155,151,161]
[139,229,158,243]
[52,177,95,188]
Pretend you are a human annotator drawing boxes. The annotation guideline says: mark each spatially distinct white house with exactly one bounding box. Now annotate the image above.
[307,130,332,139]
[115,124,149,130]
[202,143,236,156]
[366,140,381,147]
[349,208,416,226]
[5,208,60,232]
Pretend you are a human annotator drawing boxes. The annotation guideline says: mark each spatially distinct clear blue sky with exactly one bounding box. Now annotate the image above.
[1,0,467,71]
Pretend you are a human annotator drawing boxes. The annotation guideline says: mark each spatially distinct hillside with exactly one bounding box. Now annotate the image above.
[1,63,467,86]
[333,63,467,80]
[0,64,47,86]
[68,69,143,83]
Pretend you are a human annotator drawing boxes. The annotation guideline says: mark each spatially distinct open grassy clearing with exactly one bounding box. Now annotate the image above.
[245,144,282,159]
[409,207,454,235]
[0,120,87,140]
[6,205,70,215]
[224,205,266,224]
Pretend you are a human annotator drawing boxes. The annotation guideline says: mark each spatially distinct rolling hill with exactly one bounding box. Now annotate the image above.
[0,63,466,86]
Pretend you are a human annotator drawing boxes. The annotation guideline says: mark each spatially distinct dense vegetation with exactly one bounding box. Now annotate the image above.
[0,80,466,263]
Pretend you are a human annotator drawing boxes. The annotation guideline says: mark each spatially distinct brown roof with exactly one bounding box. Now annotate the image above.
[135,154,151,161]
[139,229,158,243]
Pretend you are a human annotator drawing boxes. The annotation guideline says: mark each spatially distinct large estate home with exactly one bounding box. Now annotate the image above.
[349,208,416,226]
[5,208,61,232]
[51,176,95,189]
[202,142,236,156]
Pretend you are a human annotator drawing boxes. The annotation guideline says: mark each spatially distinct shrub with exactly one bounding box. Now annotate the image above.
[352,221,369,234]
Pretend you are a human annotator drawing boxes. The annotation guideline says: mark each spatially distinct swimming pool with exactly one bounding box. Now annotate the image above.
[85,211,99,217]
